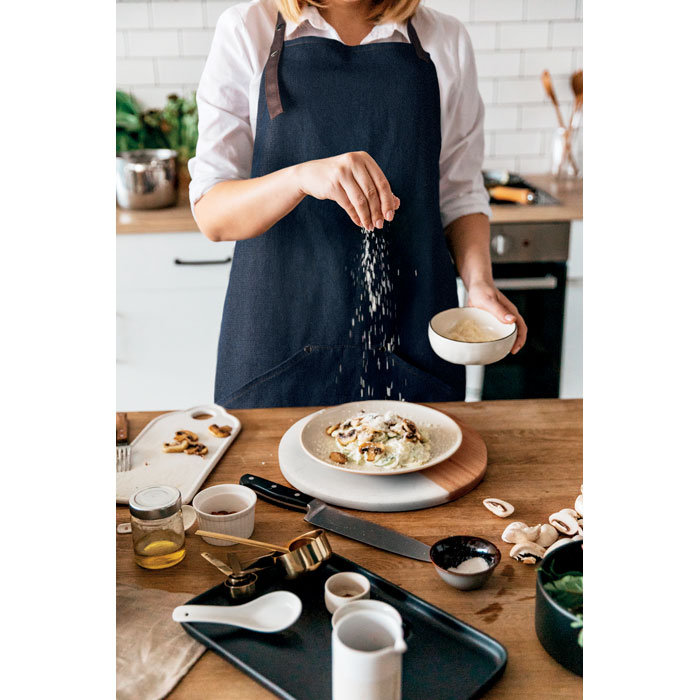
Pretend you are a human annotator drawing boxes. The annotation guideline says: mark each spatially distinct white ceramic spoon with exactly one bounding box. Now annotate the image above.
[172,591,302,633]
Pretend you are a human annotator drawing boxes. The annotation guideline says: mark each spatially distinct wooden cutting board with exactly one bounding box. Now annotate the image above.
[278,409,487,512]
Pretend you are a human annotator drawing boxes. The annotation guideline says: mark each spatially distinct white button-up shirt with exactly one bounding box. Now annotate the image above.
[189,0,491,226]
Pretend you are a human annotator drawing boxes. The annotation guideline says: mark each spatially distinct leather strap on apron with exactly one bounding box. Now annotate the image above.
[266,12,430,120]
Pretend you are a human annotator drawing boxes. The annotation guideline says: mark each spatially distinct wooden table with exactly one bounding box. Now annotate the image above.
[116,399,583,699]
[116,175,582,234]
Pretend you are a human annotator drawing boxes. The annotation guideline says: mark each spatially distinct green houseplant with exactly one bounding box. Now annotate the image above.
[116,91,198,182]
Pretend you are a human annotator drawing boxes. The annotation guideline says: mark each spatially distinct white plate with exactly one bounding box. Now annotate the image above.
[299,400,462,476]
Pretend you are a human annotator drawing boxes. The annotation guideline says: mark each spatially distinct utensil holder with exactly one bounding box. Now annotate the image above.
[550,126,582,180]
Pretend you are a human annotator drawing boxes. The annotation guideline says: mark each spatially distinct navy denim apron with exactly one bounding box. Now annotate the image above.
[214,13,464,408]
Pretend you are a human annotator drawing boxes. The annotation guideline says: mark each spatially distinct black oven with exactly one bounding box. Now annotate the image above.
[461,222,570,401]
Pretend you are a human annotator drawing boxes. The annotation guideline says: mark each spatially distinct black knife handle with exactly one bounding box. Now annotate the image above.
[240,474,313,512]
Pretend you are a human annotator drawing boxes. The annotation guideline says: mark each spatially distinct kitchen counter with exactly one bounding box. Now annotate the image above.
[116,175,583,234]
[116,398,583,699]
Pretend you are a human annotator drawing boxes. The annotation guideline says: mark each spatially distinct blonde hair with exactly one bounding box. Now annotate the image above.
[275,0,422,24]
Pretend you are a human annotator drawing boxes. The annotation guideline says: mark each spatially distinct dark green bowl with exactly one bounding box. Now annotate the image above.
[535,540,583,676]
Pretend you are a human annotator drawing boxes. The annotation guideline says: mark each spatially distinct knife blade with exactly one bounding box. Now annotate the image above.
[240,474,432,562]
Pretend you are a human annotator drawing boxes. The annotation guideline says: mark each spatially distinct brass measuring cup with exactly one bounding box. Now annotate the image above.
[274,529,332,579]
[201,552,258,602]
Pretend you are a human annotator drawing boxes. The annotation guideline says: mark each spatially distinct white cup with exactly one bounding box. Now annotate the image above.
[331,599,402,629]
[324,572,370,614]
[192,484,256,546]
[332,610,407,700]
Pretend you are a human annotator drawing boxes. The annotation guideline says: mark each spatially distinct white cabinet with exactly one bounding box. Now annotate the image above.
[117,233,233,411]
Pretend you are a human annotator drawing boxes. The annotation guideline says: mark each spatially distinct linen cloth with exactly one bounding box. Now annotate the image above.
[116,584,205,700]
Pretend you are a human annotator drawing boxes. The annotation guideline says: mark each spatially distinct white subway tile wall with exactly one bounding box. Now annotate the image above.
[117,0,582,173]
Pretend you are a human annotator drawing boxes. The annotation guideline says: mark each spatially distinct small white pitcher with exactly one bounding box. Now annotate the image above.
[332,609,407,700]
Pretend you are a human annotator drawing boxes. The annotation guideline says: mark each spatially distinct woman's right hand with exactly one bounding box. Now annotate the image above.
[295,152,400,231]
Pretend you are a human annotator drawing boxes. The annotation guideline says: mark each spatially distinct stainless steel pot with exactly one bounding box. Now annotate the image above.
[116,149,179,210]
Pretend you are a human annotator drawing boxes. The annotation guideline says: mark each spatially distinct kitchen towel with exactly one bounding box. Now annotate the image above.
[117,583,205,700]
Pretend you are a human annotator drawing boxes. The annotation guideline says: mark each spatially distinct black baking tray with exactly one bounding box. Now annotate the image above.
[179,554,507,699]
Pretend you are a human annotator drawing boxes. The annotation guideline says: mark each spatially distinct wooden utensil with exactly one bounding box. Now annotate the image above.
[565,70,583,176]
[195,529,290,553]
[541,70,566,129]
[569,70,583,131]
[542,69,579,177]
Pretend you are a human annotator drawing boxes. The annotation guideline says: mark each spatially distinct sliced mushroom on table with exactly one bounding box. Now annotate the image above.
[483,498,515,518]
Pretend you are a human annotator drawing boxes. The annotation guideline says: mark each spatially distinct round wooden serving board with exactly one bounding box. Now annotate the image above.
[278,409,487,512]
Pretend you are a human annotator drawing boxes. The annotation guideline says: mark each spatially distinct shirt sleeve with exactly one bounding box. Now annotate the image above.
[188,8,256,211]
[438,23,491,228]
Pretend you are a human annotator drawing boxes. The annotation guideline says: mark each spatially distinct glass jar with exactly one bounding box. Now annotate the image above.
[129,485,186,569]
[550,126,582,180]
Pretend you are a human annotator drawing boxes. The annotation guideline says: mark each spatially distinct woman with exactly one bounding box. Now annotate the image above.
[190,0,527,408]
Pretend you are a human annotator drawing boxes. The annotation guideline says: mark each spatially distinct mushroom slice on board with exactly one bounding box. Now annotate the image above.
[174,430,198,444]
[575,494,583,517]
[510,542,546,565]
[549,510,579,536]
[184,443,208,457]
[502,522,541,544]
[536,524,559,548]
[483,498,515,518]
[209,424,232,438]
[162,440,189,454]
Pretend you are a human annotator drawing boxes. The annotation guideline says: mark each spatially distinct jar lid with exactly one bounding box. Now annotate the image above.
[129,485,182,520]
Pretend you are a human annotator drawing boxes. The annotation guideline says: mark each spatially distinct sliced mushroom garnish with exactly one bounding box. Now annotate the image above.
[326,423,340,436]
[359,442,385,462]
[185,443,208,457]
[549,510,579,536]
[483,498,515,518]
[510,542,546,564]
[574,494,583,517]
[401,419,422,442]
[536,523,559,548]
[577,519,583,536]
[329,451,347,464]
[336,429,357,446]
[208,424,232,438]
[162,440,189,453]
[174,430,198,444]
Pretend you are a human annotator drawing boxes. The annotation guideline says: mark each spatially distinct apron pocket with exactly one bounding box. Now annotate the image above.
[387,352,464,403]
[218,345,357,408]
[216,345,313,408]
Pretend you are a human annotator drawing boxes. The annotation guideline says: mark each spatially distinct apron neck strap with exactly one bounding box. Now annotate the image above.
[265,12,430,120]
[406,18,430,63]
[265,13,287,120]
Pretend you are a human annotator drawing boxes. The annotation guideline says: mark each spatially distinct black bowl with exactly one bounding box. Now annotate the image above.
[535,540,583,676]
[429,536,501,590]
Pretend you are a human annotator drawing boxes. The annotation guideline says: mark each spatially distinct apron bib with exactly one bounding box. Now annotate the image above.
[215,13,464,408]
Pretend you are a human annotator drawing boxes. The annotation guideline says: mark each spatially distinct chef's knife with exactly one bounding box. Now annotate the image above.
[240,474,431,562]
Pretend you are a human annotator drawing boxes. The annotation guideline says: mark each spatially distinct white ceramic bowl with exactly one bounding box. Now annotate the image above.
[324,572,371,614]
[299,400,462,476]
[192,484,256,546]
[428,307,516,366]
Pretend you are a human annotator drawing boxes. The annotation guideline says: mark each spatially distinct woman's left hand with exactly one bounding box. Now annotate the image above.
[467,280,527,354]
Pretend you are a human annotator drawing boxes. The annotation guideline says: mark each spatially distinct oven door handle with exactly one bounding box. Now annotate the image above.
[494,274,558,291]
